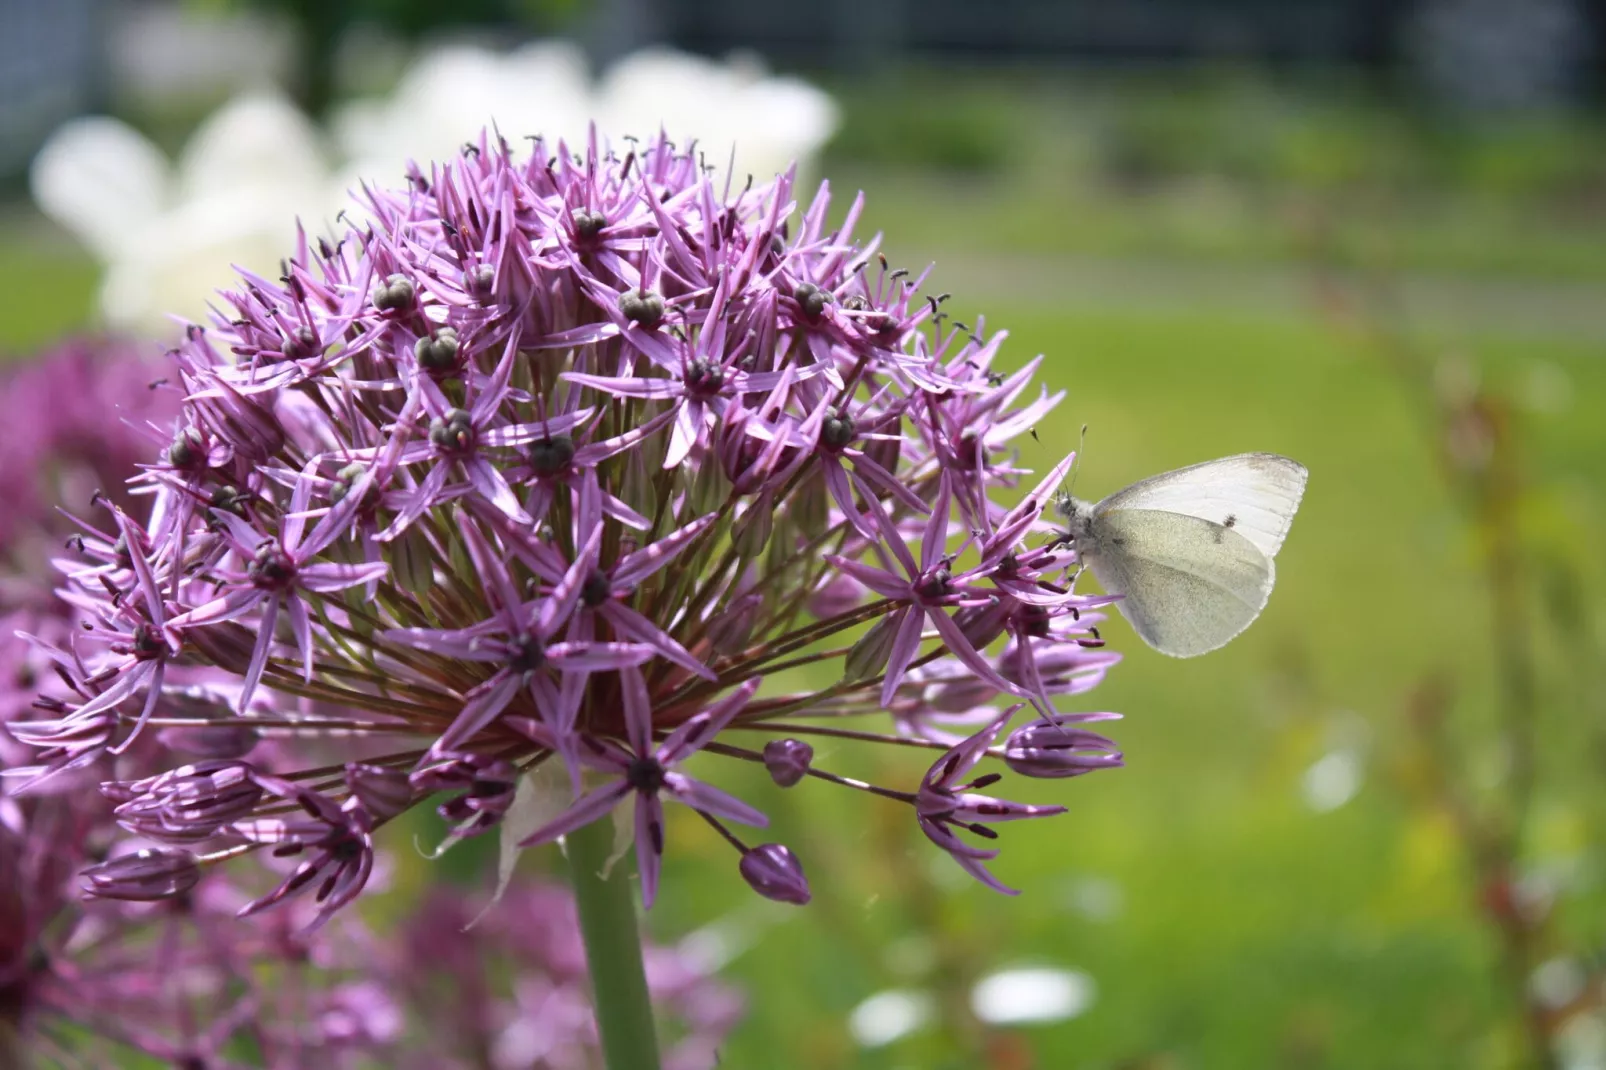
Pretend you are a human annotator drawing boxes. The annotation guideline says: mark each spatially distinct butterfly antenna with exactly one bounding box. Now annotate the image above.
[1068,424,1088,496]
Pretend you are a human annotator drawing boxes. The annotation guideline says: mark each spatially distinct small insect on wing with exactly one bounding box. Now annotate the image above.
[1079,509,1275,658]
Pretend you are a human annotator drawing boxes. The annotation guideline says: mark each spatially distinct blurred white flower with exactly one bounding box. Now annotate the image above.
[847,989,934,1048]
[595,47,839,186]
[331,41,594,193]
[970,966,1095,1026]
[31,92,334,335]
[331,42,838,191]
[31,41,836,337]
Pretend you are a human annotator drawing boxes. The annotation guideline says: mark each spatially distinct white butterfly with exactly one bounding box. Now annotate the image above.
[1055,453,1308,658]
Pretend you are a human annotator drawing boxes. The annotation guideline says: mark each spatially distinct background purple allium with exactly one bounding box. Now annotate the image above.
[11,129,1124,924]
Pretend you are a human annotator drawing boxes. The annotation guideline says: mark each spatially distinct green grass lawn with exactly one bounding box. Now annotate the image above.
[4,100,1604,1065]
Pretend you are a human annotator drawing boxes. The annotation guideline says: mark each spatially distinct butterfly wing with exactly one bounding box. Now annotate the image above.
[1095,453,1307,559]
[1077,508,1275,658]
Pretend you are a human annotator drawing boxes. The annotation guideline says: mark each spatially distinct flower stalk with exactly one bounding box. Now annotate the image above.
[567,817,663,1070]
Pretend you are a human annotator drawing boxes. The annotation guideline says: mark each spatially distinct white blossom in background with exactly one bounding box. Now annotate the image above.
[30,41,838,337]
[332,41,838,190]
[330,41,595,194]
[31,92,333,334]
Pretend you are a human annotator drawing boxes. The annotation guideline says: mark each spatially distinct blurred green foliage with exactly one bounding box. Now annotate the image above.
[7,64,1606,1069]
[824,67,1606,280]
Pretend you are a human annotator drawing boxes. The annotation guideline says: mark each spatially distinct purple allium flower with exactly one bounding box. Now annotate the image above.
[10,129,1126,915]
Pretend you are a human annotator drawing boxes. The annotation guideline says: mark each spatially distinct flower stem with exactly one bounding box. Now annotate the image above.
[567,817,661,1070]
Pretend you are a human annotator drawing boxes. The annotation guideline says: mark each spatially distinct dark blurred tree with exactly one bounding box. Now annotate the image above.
[190,0,585,117]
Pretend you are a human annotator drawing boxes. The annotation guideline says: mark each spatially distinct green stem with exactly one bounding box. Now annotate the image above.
[567,818,662,1070]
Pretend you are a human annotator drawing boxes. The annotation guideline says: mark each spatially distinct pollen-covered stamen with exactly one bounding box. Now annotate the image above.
[626,755,667,796]
[618,287,665,326]
[580,568,613,608]
[248,543,297,590]
[528,434,576,476]
[428,408,477,457]
[507,635,546,674]
[684,356,725,398]
[820,408,856,452]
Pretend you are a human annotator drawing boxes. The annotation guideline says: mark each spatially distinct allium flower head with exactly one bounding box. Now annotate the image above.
[13,129,1125,920]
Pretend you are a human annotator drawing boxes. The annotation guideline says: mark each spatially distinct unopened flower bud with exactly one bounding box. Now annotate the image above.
[1003,715,1124,779]
[347,763,412,822]
[157,722,260,759]
[81,848,200,901]
[763,739,813,787]
[843,615,897,682]
[706,591,762,655]
[739,844,811,905]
